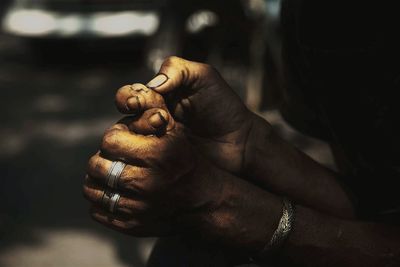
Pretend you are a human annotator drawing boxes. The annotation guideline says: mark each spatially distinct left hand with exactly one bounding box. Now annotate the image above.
[83,106,225,236]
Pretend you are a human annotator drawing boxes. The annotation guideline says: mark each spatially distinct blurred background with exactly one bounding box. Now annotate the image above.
[0,0,333,266]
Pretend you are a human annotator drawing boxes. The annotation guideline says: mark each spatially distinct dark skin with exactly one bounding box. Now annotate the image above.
[84,57,400,266]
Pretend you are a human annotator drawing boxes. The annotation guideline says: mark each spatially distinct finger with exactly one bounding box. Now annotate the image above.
[87,153,157,193]
[146,56,218,94]
[90,206,159,237]
[105,122,130,132]
[115,83,166,114]
[100,124,162,163]
[83,177,149,215]
[127,108,174,135]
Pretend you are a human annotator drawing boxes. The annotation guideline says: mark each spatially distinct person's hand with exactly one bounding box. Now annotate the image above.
[114,57,259,174]
[83,105,282,248]
[83,106,222,236]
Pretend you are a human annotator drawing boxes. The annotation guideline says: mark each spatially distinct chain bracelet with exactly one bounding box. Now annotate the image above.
[264,197,295,253]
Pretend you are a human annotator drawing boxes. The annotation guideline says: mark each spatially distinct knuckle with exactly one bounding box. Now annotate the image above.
[87,154,100,174]
[163,56,182,67]
[104,124,120,134]
[101,130,119,152]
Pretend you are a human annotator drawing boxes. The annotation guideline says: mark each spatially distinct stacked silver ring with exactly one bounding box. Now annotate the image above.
[101,190,121,213]
[106,161,126,189]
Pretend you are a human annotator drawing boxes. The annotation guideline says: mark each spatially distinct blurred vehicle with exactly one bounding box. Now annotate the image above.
[1,0,165,39]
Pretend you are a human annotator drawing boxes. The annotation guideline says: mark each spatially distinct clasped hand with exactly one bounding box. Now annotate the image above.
[83,57,274,247]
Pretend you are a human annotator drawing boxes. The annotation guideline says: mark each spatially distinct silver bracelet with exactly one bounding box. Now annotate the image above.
[263,197,295,253]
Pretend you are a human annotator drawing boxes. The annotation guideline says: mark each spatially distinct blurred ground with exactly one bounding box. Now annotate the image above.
[0,27,334,267]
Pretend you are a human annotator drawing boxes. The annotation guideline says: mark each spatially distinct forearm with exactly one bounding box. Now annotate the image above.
[277,205,400,267]
[243,113,355,218]
[194,165,400,267]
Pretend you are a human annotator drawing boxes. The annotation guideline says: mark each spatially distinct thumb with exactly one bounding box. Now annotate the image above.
[127,108,175,136]
[146,56,217,94]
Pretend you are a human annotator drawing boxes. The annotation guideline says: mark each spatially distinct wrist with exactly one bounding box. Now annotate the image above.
[242,112,274,175]
[194,166,283,252]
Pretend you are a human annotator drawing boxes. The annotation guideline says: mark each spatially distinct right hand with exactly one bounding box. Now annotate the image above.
[115,57,259,174]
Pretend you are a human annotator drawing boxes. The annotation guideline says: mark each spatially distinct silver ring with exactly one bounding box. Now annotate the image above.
[106,161,126,189]
[101,190,121,213]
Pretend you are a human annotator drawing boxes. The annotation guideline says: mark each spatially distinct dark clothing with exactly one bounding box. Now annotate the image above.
[280,1,400,220]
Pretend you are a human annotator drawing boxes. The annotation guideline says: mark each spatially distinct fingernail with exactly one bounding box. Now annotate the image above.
[127,95,142,111]
[149,111,168,129]
[147,74,168,89]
